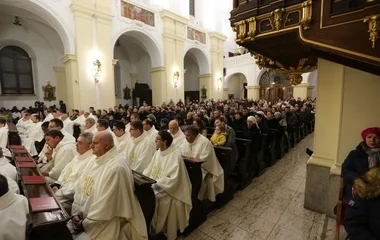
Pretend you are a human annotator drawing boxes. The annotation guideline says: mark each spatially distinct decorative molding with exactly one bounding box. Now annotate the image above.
[160,10,188,25]
[307,155,335,168]
[53,66,65,72]
[209,32,228,41]
[61,54,77,63]
[300,0,312,30]
[199,73,212,78]
[150,66,165,73]
[364,15,380,49]
[245,86,260,89]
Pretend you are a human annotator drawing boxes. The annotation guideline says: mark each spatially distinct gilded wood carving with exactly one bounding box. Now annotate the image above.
[364,15,380,49]
[42,82,56,102]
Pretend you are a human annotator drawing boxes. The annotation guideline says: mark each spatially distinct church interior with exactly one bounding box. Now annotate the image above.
[0,0,379,239]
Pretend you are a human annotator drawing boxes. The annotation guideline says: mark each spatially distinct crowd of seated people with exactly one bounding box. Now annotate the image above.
[0,96,317,240]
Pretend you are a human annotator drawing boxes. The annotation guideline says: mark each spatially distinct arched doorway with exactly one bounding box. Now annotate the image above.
[226,73,247,99]
[259,70,292,103]
[113,31,162,106]
[183,48,210,103]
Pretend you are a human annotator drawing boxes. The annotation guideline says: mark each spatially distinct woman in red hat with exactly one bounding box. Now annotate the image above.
[342,127,380,202]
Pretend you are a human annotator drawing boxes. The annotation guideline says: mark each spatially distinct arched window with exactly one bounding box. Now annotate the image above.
[189,0,195,16]
[0,46,34,95]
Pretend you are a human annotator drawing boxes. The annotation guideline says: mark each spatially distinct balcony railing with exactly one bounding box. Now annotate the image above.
[224,53,255,68]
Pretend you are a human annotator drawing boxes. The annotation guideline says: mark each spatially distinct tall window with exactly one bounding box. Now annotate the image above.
[189,0,195,16]
[0,46,34,95]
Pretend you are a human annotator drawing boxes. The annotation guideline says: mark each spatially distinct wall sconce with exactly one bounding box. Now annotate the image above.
[93,59,102,83]
[217,77,223,90]
[173,71,179,88]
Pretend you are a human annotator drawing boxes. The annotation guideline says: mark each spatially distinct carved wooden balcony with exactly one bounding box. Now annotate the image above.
[230,0,380,80]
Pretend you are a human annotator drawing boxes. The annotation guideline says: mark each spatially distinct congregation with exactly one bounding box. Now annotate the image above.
[0,96,316,240]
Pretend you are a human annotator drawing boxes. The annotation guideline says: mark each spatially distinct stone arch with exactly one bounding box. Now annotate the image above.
[112,29,163,68]
[225,72,248,85]
[183,47,211,74]
[0,0,75,54]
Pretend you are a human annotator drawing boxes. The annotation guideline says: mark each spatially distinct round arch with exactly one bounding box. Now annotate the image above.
[183,47,210,74]
[0,0,75,54]
[112,29,163,68]
[225,72,248,85]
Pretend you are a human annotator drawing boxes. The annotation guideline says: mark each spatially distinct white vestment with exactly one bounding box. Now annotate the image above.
[43,113,54,122]
[63,118,75,136]
[125,132,156,173]
[73,115,86,132]
[180,134,224,202]
[169,129,185,148]
[6,177,20,194]
[84,124,97,135]
[114,133,130,155]
[42,134,77,183]
[16,118,32,140]
[0,127,8,149]
[145,126,158,143]
[0,190,29,240]
[0,156,17,181]
[125,123,131,138]
[22,121,43,156]
[71,147,147,240]
[55,149,94,212]
[143,145,192,240]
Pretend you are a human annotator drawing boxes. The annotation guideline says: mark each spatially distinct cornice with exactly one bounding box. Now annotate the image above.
[150,66,166,73]
[160,10,188,25]
[61,54,78,63]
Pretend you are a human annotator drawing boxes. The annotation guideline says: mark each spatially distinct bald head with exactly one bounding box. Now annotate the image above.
[169,120,179,135]
[92,131,114,157]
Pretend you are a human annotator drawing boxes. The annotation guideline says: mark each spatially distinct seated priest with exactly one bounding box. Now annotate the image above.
[61,114,74,136]
[51,132,94,213]
[16,111,32,141]
[40,129,77,184]
[143,131,192,240]
[125,113,140,137]
[0,118,8,149]
[0,148,17,181]
[143,118,158,143]
[0,174,29,240]
[125,120,156,173]
[180,126,224,202]
[23,114,43,156]
[113,121,130,154]
[70,131,148,240]
[168,120,185,148]
[73,110,86,132]
[84,118,98,135]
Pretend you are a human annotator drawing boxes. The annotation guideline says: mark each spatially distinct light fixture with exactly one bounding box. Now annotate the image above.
[92,59,102,83]
[217,77,223,90]
[173,71,179,88]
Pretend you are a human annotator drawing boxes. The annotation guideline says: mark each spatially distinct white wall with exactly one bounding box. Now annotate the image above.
[224,53,261,87]
[0,20,64,109]
[184,54,200,91]
[136,55,151,86]
[308,70,318,99]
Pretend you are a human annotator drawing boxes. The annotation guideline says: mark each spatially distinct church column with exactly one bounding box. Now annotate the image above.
[161,11,187,103]
[223,88,229,100]
[199,74,212,100]
[53,67,67,104]
[130,73,138,88]
[61,54,81,110]
[209,32,227,100]
[150,67,166,105]
[305,58,380,217]
[292,73,311,100]
[246,86,260,100]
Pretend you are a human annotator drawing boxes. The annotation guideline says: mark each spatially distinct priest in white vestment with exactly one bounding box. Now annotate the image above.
[0,118,9,149]
[0,148,17,181]
[180,126,224,202]
[43,110,54,122]
[168,120,185,148]
[84,118,97,135]
[62,114,74,136]
[73,111,86,132]
[70,131,147,240]
[16,112,32,141]
[143,119,158,143]
[143,131,192,240]
[52,132,94,213]
[125,113,139,138]
[22,114,43,156]
[113,121,130,154]
[0,174,29,240]
[125,121,156,173]
[41,129,76,184]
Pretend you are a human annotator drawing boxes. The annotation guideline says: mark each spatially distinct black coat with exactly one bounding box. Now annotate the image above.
[342,143,370,202]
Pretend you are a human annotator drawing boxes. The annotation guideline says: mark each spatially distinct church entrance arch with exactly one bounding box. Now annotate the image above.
[183,47,210,103]
[225,73,247,99]
[113,30,162,106]
[259,70,292,103]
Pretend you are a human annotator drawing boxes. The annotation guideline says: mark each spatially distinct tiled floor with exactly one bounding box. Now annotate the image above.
[181,134,346,240]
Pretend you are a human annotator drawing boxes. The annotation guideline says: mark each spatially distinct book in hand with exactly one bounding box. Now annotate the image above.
[15,156,34,162]
[22,176,46,184]
[29,197,60,213]
[17,162,37,168]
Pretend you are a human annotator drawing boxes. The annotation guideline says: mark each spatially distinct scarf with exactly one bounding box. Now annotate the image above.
[366,148,380,168]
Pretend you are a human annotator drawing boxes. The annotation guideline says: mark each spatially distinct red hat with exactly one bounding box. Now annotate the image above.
[361,127,380,140]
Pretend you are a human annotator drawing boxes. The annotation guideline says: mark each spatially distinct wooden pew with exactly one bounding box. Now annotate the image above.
[132,171,156,235]
[7,122,21,146]
[182,157,207,235]
[10,146,72,240]
[234,138,252,190]
[214,146,234,208]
